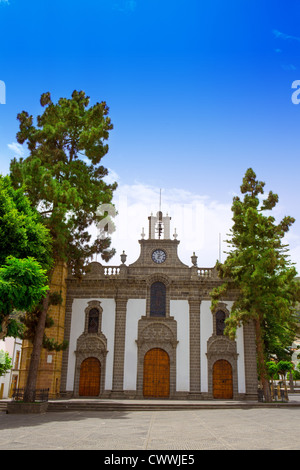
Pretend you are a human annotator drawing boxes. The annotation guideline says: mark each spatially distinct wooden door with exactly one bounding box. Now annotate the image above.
[9,375,18,398]
[79,357,101,396]
[143,348,170,398]
[213,360,233,399]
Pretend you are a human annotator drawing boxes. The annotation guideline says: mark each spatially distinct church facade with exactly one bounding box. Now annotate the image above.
[59,211,258,400]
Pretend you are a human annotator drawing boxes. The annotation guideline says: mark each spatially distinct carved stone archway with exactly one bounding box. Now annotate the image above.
[206,335,238,399]
[136,317,178,398]
[73,301,108,397]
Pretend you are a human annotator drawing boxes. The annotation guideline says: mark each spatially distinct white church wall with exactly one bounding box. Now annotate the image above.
[0,337,19,399]
[123,299,146,390]
[170,300,190,391]
[200,300,213,393]
[66,298,116,392]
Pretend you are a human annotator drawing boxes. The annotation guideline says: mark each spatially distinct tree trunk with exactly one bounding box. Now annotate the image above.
[255,318,271,402]
[23,291,50,402]
[289,369,294,393]
[0,316,10,340]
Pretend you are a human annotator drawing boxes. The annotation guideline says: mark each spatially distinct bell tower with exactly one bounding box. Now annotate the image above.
[148,211,171,240]
[130,204,188,269]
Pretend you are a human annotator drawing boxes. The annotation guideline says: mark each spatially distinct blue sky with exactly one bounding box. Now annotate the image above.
[1,0,300,268]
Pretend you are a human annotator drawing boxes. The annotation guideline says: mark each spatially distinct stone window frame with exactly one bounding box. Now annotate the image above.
[73,300,107,398]
[207,302,239,399]
[84,300,103,335]
[146,274,171,318]
[150,281,167,317]
[211,302,230,336]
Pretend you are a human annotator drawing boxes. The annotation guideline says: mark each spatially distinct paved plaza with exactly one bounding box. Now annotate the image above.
[1,401,300,450]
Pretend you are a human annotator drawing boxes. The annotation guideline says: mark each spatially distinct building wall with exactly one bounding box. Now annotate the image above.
[64,293,253,399]
[60,227,258,400]
[124,299,146,391]
[15,212,258,400]
[0,337,22,399]
[18,262,68,398]
[66,298,116,393]
[170,300,189,392]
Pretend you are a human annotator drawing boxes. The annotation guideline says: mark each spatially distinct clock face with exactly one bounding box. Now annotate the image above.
[152,249,167,264]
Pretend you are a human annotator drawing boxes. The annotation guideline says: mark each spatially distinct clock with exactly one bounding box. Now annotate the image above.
[152,249,167,264]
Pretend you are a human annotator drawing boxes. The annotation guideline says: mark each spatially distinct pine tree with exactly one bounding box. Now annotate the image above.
[211,168,300,401]
[10,90,117,401]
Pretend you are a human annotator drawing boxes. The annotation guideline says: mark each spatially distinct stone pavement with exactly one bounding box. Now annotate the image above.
[1,396,300,450]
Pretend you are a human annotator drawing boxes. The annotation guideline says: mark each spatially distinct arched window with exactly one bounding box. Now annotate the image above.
[88,308,100,333]
[150,282,166,317]
[216,310,226,336]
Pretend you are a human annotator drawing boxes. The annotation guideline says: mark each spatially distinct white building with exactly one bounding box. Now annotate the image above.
[0,337,22,399]
[60,211,258,400]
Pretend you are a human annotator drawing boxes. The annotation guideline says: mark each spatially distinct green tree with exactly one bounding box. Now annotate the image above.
[276,360,293,381]
[10,90,117,402]
[211,168,300,402]
[0,350,13,377]
[0,175,52,340]
[266,362,278,382]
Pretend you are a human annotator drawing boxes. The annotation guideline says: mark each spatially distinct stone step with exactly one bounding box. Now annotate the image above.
[0,402,7,412]
[46,400,300,412]
[47,402,226,412]
[2,399,300,413]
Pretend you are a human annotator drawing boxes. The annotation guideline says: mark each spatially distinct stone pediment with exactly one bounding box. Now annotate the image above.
[76,332,107,354]
[129,239,189,269]
[206,335,237,360]
[137,320,178,349]
[84,262,104,279]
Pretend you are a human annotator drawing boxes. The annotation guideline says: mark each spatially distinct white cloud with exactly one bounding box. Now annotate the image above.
[94,182,233,268]
[273,29,300,43]
[90,181,300,275]
[103,168,120,185]
[8,142,25,157]
[113,0,137,13]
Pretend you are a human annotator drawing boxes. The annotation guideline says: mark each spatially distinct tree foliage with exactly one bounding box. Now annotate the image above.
[211,168,300,400]
[0,175,52,339]
[10,90,117,274]
[9,90,117,401]
[0,350,12,377]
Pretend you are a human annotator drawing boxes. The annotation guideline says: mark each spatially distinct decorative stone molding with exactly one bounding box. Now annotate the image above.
[136,316,178,398]
[145,273,171,287]
[211,301,230,315]
[137,321,178,350]
[211,302,230,336]
[206,334,239,399]
[206,335,237,360]
[83,300,103,334]
[73,300,108,397]
[76,333,107,357]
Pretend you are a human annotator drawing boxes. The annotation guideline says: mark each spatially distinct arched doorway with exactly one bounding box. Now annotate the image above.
[213,359,233,399]
[79,357,101,396]
[143,348,170,398]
